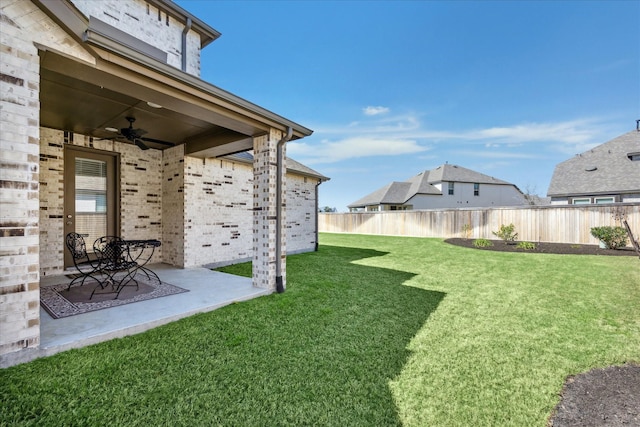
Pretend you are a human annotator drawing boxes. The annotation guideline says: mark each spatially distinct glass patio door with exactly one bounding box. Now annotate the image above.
[64,147,118,268]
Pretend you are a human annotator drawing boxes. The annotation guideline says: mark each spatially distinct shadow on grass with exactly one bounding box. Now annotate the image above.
[0,245,444,426]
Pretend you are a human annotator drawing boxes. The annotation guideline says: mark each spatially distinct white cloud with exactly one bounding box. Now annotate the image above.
[452,150,540,159]
[362,106,390,116]
[470,121,597,145]
[287,137,429,164]
[298,113,615,165]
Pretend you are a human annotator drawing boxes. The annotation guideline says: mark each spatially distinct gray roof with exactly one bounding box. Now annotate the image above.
[428,164,512,185]
[348,182,414,207]
[223,152,329,181]
[547,130,640,197]
[348,164,516,208]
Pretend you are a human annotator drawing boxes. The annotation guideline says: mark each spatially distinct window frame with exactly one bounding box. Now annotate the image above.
[448,182,454,195]
[571,198,591,205]
[473,183,480,196]
[594,197,615,204]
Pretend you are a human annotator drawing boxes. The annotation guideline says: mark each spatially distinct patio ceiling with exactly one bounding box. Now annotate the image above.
[35,0,312,158]
[40,50,263,157]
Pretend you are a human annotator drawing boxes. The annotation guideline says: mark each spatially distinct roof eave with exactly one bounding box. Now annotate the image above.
[153,0,221,47]
[223,154,329,181]
[548,189,639,198]
[34,0,312,139]
[83,34,313,138]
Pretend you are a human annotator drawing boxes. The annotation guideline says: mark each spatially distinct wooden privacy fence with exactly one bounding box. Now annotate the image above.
[319,204,640,245]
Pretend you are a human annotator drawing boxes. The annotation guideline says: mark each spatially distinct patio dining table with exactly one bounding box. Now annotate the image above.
[92,237,162,299]
[112,239,162,285]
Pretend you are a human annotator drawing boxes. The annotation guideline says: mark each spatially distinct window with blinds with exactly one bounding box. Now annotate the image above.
[75,158,108,247]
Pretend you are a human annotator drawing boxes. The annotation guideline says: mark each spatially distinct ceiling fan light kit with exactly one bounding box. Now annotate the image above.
[101,117,174,150]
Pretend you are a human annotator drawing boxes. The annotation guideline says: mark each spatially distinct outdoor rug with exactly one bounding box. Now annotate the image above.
[40,277,189,319]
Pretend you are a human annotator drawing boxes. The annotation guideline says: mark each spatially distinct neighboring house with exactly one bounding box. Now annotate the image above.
[0,1,326,363]
[523,194,551,206]
[348,164,526,212]
[547,130,640,205]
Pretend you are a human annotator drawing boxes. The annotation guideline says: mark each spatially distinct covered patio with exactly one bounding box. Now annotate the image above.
[2,264,266,367]
[0,0,318,366]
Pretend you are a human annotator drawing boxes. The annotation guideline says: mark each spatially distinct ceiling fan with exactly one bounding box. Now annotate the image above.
[106,117,174,150]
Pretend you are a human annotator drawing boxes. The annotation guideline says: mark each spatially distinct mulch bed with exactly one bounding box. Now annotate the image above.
[446,237,639,426]
[548,364,640,427]
[445,238,639,257]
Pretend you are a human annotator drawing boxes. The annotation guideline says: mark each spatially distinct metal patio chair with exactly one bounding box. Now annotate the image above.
[92,236,140,299]
[65,232,105,290]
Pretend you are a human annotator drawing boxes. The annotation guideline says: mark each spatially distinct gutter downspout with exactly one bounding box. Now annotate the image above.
[275,127,293,293]
[315,179,321,252]
[181,17,192,72]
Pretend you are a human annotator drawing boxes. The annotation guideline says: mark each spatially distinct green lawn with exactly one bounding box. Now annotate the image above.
[1,233,639,426]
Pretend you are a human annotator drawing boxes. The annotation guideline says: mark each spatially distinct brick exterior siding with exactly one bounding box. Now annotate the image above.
[1,0,321,364]
[1,1,45,356]
[72,0,202,76]
[37,128,318,273]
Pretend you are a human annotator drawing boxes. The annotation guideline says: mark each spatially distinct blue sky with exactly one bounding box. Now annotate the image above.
[176,0,639,211]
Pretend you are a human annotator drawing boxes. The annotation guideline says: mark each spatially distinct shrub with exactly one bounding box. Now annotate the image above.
[590,226,628,250]
[461,223,472,239]
[473,238,493,248]
[516,241,536,250]
[492,223,518,244]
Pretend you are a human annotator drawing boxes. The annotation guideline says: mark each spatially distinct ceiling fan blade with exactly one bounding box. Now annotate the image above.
[140,136,175,146]
[134,139,150,150]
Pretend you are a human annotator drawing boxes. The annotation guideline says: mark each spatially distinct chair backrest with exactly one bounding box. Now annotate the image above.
[66,232,88,260]
[93,236,126,264]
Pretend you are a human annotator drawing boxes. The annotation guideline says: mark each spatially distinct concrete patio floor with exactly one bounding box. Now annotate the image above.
[3,264,269,368]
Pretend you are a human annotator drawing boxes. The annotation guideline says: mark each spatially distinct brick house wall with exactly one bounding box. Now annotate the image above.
[37,127,320,273]
[286,175,320,254]
[183,156,254,267]
[71,0,202,76]
[1,0,323,363]
[161,144,185,267]
[38,129,164,277]
[0,0,73,358]
[181,155,321,268]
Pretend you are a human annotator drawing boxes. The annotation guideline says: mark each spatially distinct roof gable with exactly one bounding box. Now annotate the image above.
[547,130,640,197]
[428,164,511,185]
[348,164,518,208]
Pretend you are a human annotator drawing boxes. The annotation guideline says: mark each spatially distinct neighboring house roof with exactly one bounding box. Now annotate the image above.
[224,152,329,181]
[429,164,512,185]
[547,130,640,197]
[348,164,516,208]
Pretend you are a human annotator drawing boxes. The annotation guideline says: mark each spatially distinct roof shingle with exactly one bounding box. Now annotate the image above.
[547,130,640,197]
[348,164,517,208]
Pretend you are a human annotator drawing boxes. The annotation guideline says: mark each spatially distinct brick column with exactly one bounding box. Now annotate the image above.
[252,129,286,291]
[0,10,41,358]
